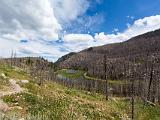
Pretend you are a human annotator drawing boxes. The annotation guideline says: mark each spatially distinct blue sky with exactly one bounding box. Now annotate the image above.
[102,0,160,33]
[65,0,160,34]
[0,0,160,61]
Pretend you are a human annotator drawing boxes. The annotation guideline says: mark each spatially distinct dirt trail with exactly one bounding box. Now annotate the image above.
[0,79,23,112]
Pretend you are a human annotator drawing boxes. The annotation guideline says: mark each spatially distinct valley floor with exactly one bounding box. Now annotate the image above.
[0,65,160,120]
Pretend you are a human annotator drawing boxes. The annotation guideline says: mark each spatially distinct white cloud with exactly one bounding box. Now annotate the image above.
[94,32,128,45]
[0,37,20,58]
[126,16,134,20]
[63,15,160,50]
[52,0,89,23]
[0,0,61,41]
[63,34,94,42]
[0,0,63,61]
[17,40,67,61]
[0,0,91,61]
[62,15,160,49]
[0,37,66,61]
[94,15,160,45]
[125,15,160,37]
[0,0,160,62]
[62,34,95,52]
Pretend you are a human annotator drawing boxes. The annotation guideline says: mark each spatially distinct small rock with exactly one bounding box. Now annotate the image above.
[14,102,19,105]
[0,101,10,112]
[13,106,23,110]
[19,118,25,120]
[0,112,5,118]
[1,73,7,79]
[21,80,29,84]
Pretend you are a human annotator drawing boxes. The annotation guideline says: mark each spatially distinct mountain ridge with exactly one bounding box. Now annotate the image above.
[55,29,160,79]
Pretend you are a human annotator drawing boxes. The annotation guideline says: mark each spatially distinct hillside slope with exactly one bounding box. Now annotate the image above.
[0,64,160,120]
[56,29,160,79]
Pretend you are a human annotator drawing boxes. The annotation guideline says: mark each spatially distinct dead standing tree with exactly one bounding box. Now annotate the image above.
[127,56,135,120]
[10,50,14,67]
[131,61,136,120]
[147,55,156,103]
[104,54,109,100]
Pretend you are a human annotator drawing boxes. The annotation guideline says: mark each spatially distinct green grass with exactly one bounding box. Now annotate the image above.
[0,64,31,80]
[2,81,123,120]
[1,65,160,120]
[135,101,160,120]
[0,77,9,88]
[57,69,129,85]
[57,69,85,79]
[84,72,129,85]
[3,92,70,119]
[2,79,160,120]
[0,70,10,89]
[109,80,130,85]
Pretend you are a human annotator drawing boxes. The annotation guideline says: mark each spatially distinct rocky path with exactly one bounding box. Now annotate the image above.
[0,79,23,112]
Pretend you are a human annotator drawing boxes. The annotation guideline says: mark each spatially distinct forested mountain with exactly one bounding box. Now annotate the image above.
[55,52,76,67]
[56,29,160,79]
[54,29,160,104]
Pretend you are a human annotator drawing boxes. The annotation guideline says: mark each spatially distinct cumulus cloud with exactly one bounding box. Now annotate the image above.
[62,15,160,48]
[0,0,61,41]
[0,0,65,61]
[62,11,105,34]
[52,0,89,23]
[94,32,128,45]
[53,0,104,34]
[0,38,20,58]
[124,15,160,38]
[63,34,94,42]
[0,0,160,62]
[94,15,160,45]
[62,34,94,52]
[17,40,67,61]
[0,0,92,61]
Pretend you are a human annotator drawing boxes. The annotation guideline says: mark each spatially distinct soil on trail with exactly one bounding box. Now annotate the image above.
[0,79,23,112]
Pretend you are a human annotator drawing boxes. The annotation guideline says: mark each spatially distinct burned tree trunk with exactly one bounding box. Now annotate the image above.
[10,50,14,67]
[147,56,155,102]
[131,77,135,120]
[104,55,109,100]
